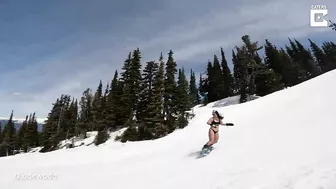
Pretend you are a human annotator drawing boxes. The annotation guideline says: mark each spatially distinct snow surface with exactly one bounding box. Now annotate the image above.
[209,94,259,108]
[1,70,336,189]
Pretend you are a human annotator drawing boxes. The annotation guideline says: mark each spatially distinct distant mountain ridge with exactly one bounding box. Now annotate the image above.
[0,117,45,132]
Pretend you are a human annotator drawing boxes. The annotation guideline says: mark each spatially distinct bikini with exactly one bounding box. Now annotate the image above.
[210,119,220,134]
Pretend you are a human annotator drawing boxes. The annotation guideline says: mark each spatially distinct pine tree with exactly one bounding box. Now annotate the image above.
[286,38,300,61]
[23,113,39,152]
[176,68,190,113]
[91,80,103,131]
[188,69,200,107]
[121,53,132,80]
[164,50,178,133]
[242,35,263,96]
[203,55,227,102]
[30,113,39,147]
[120,52,133,124]
[232,35,264,102]
[41,99,58,151]
[95,127,109,145]
[110,71,125,129]
[233,46,249,103]
[95,83,110,145]
[78,88,94,138]
[212,54,226,100]
[321,41,336,71]
[40,95,70,152]
[285,40,304,76]
[150,53,166,137]
[115,81,127,128]
[294,39,321,78]
[136,61,157,123]
[56,96,77,141]
[264,39,301,87]
[56,95,71,135]
[116,49,143,141]
[17,115,28,150]
[1,111,16,155]
[279,48,304,85]
[255,67,284,96]
[205,61,215,102]
[65,98,78,139]
[137,60,160,140]
[106,70,119,130]
[309,39,330,72]
[120,49,142,125]
[286,39,312,81]
[129,48,142,113]
[220,47,234,97]
[53,95,71,145]
[176,67,190,128]
[321,42,336,56]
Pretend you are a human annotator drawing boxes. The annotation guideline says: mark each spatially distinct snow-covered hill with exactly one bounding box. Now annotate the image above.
[1,70,336,189]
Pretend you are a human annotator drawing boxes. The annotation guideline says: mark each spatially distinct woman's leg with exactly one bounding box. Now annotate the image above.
[204,129,215,148]
[213,132,219,144]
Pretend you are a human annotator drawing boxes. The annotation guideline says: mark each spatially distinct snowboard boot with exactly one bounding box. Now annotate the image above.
[202,144,209,150]
[202,144,212,153]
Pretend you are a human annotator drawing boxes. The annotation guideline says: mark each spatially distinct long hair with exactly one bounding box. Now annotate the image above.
[213,110,223,120]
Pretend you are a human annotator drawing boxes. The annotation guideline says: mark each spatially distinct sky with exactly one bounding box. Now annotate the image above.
[0,0,335,119]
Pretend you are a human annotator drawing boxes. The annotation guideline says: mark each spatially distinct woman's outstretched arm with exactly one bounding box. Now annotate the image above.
[220,120,234,126]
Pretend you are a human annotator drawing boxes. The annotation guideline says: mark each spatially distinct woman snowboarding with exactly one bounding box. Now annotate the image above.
[202,110,234,151]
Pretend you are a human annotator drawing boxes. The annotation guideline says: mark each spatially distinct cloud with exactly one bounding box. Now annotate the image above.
[0,0,334,118]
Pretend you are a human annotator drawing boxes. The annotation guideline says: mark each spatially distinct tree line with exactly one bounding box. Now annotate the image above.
[0,32,335,156]
[200,36,336,104]
[0,111,40,156]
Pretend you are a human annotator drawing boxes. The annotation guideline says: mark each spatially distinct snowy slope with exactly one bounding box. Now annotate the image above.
[1,70,336,189]
[208,94,259,107]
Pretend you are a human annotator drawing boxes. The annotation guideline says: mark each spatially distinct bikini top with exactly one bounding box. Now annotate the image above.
[211,119,220,126]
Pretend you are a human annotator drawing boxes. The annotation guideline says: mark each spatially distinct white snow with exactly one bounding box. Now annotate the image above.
[1,70,336,189]
[209,94,259,108]
[57,129,127,149]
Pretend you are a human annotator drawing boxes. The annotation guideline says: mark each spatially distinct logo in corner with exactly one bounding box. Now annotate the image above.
[310,5,328,27]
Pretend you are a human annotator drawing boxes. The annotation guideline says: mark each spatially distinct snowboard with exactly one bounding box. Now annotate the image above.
[196,146,214,159]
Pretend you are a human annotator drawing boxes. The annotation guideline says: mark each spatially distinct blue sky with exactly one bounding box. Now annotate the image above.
[0,0,335,120]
